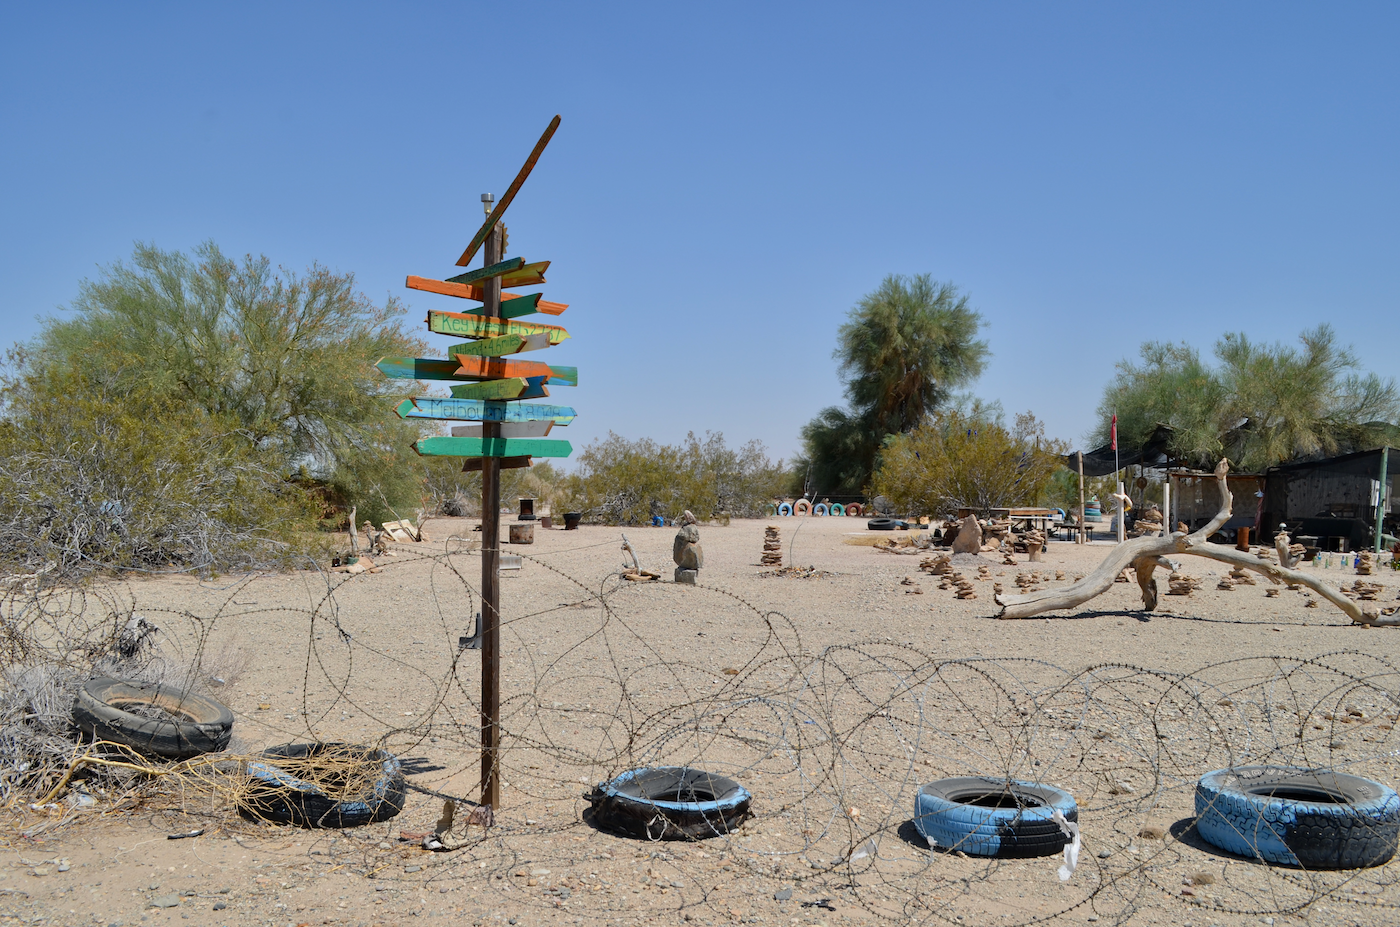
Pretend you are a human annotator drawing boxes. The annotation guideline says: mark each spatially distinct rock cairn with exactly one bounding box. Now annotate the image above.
[1356,551,1377,575]
[977,564,992,582]
[673,511,703,585]
[1217,577,1236,591]
[1351,580,1383,602]
[901,576,923,594]
[1166,572,1200,596]
[1025,529,1045,562]
[922,553,952,575]
[761,526,783,566]
[1228,566,1257,585]
[1055,570,1066,581]
[954,573,977,600]
[1001,545,1017,566]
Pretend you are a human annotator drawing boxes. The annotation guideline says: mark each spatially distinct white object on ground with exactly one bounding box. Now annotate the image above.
[1052,807,1081,881]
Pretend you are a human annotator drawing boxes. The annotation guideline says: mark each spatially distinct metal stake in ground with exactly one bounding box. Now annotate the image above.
[478,193,504,813]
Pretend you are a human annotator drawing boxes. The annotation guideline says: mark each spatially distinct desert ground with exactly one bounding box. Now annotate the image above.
[3,514,1399,927]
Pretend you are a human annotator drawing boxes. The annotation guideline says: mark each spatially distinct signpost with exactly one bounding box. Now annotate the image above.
[380,116,572,816]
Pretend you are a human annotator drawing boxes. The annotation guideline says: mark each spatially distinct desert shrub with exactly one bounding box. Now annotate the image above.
[421,457,571,518]
[567,431,785,525]
[870,412,1068,518]
[0,364,318,577]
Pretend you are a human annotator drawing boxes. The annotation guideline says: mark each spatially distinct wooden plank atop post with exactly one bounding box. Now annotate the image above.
[397,397,576,424]
[456,115,561,267]
[414,435,572,458]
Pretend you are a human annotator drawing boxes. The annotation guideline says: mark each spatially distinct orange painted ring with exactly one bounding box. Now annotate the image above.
[793,499,812,515]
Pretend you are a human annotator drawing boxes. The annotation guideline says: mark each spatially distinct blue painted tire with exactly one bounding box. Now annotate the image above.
[238,743,406,829]
[764,504,778,517]
[589,766,751,840]
[777,503,792,517]
[813,503,829,516]
[914,777,1076,858]
[830,503,845,516]
[1195,767,1400,869]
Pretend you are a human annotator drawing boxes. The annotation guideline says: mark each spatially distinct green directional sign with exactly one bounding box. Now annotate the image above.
[446,256,525,287]
[414,436,572,458]
[449,376,548,400]
[449,333,549,358]
[427,310,569,343]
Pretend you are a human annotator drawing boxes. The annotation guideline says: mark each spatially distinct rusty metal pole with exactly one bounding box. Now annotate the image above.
[479,197,503,813]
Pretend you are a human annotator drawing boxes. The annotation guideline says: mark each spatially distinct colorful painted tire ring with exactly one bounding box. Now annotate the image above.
[793,499,812,515]
[914,777,1077,858]
[777,503,793,517]
[813,504,829,516]
[846,503,863,517]
[830,503,845,516]
[589,767,752,840]
[1195,766,1400,868]
[764,504,777,517]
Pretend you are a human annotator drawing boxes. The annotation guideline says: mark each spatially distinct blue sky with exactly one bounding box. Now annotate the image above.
[2,3,1396,463]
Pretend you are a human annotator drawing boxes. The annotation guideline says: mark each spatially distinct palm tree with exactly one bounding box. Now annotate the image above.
[795,275,989,494]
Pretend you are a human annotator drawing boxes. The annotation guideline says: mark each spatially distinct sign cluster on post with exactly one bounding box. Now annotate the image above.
[375,115,573,815]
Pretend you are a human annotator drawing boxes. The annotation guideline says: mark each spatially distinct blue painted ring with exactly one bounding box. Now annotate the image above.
[590,766,752,840]
[777,503,792,517]
[914,777,1076,858]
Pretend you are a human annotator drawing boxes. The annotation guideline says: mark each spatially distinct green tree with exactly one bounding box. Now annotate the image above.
[1097,326,1398,471]
[869,411,1067,517]
[25,242,429,522]
[795,275,989,495]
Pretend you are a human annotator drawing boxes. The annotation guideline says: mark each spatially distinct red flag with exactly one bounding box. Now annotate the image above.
[1111,415,1118,451]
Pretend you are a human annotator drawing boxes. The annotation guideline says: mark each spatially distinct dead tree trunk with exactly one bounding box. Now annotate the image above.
[994,460,1381,625]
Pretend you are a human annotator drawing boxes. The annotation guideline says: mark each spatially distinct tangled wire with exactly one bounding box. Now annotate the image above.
[2,546,1399,925]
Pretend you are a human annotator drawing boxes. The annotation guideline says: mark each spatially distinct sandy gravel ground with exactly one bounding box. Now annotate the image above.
[4,515,1400,927]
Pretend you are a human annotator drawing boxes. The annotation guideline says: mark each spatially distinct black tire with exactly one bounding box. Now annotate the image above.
[589,767,751,840]
[867,518,897,531]
[1195,766,1400,869]
[913,777,1077,858]
[238,742,407,829]
[72,677,233,760]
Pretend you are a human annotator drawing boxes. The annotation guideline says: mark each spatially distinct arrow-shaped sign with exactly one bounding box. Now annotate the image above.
[447,256,526,287]
[448,260,548,290]
[396,398,576,424]
[463,456,534,472]
[449,376,549,401]
[454,356,577,386]
[449,332,551,358]
[451,421,554,439]
[415,436,573,458]
[456,115,561,267]
[428,310,569,344]
[374,356,577,385]
[405,277,568,317]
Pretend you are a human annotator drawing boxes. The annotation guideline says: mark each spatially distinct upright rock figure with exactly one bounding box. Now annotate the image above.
[674,510,704,584]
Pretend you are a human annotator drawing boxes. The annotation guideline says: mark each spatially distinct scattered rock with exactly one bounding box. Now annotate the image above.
[1137,823,1165,839]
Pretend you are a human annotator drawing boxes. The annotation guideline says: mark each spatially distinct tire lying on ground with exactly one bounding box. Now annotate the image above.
[914,777,1077,858]
[588,766,751,840]
[1195,766,1400,868]
[867,517,897,531]
[72,677,234,760]
[238,742,407,828]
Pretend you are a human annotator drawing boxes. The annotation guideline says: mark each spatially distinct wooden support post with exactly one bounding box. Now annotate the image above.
[480,213,503,814]
[1375,446,1390,554]
[1077,452,1086,544]
[1162,479,1171,538]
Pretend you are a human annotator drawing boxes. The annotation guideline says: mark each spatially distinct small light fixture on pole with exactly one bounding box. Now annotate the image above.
[481,192,495,217]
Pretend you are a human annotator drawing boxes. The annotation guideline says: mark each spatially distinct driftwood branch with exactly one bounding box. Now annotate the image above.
[995,460,1378,624]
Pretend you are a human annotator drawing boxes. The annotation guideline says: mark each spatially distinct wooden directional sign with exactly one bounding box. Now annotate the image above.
[405,277,568,317]
[414,436,572,458]
[448,260,548,290]
[456,115,561,266]
[449,376,549,401]
[452,421,553,439]
[376,357,464,381]
[450,332,551,358]
[447,256,526,287]
[454,356,577,385]
[396,398,576,424]
[463,456,533,472]
[428,310,569,343]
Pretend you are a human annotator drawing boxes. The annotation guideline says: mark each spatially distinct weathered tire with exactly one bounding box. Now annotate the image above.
[763,504,777,517]
[793,499,811,515]
[867,517,897,531]
[846,503,863,517]
[830,503,845,516]
[72,677,233,760]
[1195,766,1400,868]
[238,742,407,829]
[914,777,1076,858]
[589,766,751,840]
[777,503,792,516]
[813,503,829,516]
